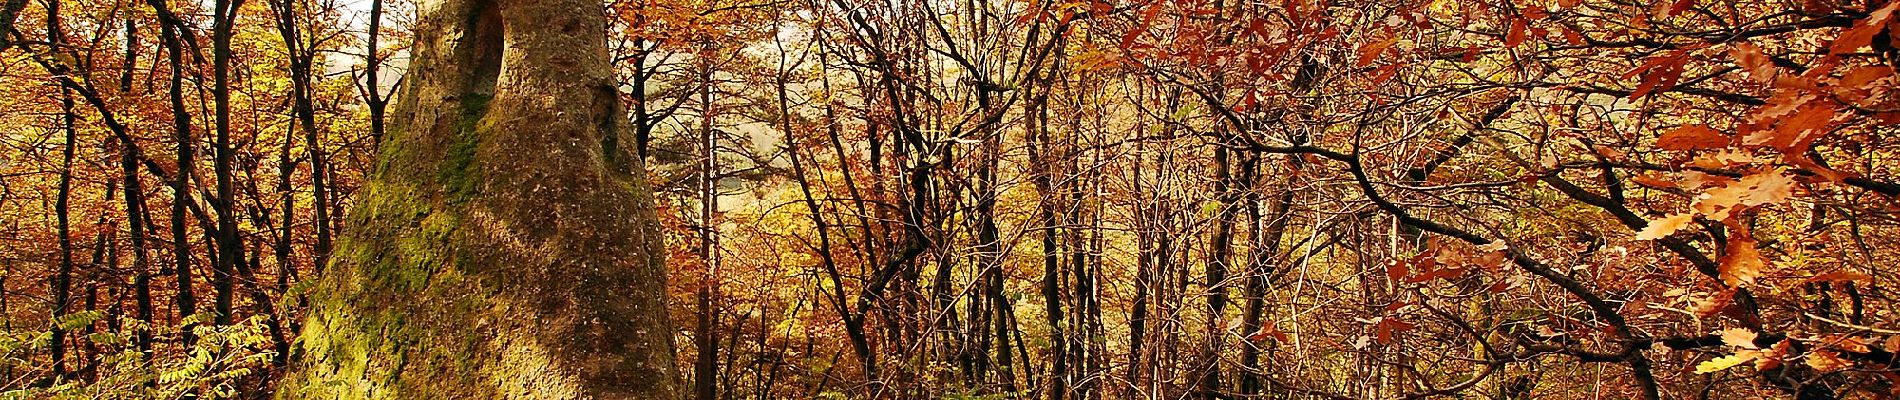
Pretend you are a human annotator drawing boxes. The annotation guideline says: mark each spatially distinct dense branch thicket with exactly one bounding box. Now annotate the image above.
[1,0,1897,399]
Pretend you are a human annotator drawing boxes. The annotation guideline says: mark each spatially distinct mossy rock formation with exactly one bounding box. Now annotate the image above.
[276,0,679,398]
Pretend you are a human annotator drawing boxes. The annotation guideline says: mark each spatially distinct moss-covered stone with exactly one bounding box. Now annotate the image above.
[278,0,680,399]
[441,93,489,204]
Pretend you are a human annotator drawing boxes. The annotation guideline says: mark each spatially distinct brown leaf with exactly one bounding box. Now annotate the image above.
[1626,51,1690,98]
[1560,26,1586,45]
[1504,18,1528,48]
[1375,317,1417,344]
[1523,7,1549,20]
[1762,102,1843,152]
[1665,0,1695,17]
[1787,153,1852,183]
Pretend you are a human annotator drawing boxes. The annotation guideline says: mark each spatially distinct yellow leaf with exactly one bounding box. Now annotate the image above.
[1696,352,1758,374]
[1636,213,1696,240]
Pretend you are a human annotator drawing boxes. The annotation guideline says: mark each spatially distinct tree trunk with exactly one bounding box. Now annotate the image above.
[279,1,680,398]
[51,88,75,380]
[149,4,199,344]
[209,0,243,327]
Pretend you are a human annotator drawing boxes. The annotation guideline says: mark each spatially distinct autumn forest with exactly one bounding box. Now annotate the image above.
[1,0,1898,398]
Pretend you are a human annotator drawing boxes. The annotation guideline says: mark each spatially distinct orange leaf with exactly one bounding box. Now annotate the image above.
[1625,51,1690,98]
[1720,233,1767,286]
[1368,63,1400,85]
[1695,289,1736,317]
[1248,323,1288,343]
[1737,168,1797,206]
[1806,349,1851,372]
[1787,153,1851,183]
[1630,174,1676,189]
[1840,65,1895,90]
[1767,102,1842,152]
[1657,125,1730,151]
[1636,213,1696,240]
[1831,0,1900,55]
[1721,327,1760,349]
[1693,169,1795,221]
[1731,42,1777,84]
[1807,270,1873,283]
[1757,340,1792,371]
[1357,36,1399,67]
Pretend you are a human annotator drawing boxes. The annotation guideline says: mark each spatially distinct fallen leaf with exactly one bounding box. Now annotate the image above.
[1758,340,1792,370]
[1721,327,1760,349]
[1806,349,1850,372]
[1807,270,1873,283]
[1695,289,1736,317]
[1696,352,1758,374]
